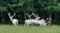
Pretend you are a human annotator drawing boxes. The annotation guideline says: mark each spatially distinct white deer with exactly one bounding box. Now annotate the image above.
[37,19,46,26]
[25,13,46,26]
[8,13,18,26]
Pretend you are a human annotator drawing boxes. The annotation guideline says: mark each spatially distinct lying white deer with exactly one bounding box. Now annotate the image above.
[37,19,46,26]
[25,13,46,26]
[8,13,18,26]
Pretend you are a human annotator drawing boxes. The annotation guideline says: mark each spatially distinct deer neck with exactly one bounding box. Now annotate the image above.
[9,16,13,21]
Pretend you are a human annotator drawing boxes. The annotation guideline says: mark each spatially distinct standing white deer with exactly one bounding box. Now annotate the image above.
[25,13,46,26]
[8,13,18,26]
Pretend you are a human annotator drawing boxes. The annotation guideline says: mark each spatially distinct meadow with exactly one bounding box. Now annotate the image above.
[0,25,60,33]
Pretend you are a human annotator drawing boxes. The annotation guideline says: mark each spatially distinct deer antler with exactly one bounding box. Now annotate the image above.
[26,13,32,19]
[8,13,10,15]
[12,13,16,17]
[32,13,38,17]
[14,13,16,15]
[32,13,41,19]
[8,13,11,17]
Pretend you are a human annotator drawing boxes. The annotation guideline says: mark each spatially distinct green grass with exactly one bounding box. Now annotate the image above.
[0,25,60,33]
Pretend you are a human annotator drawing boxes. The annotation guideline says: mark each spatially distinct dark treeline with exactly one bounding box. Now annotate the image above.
[0,0,60,25]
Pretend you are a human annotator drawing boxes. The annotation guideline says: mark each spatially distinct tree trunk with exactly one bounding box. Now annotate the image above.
[24,11,26,20]
[55,13,57,20]
[47,13,52,25]
[1,12,2,21]
[23,5,26,20]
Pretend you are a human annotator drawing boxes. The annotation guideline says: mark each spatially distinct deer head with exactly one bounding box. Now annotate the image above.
[8,13,16,21]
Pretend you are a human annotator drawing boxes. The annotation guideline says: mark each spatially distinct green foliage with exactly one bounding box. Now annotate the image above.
[0,0,60,13]
[0,0,60,21]
[0,6,7,12]
[44,0,60,13]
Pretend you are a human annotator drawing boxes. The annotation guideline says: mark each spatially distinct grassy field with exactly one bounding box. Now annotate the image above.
[0,25,60,33]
